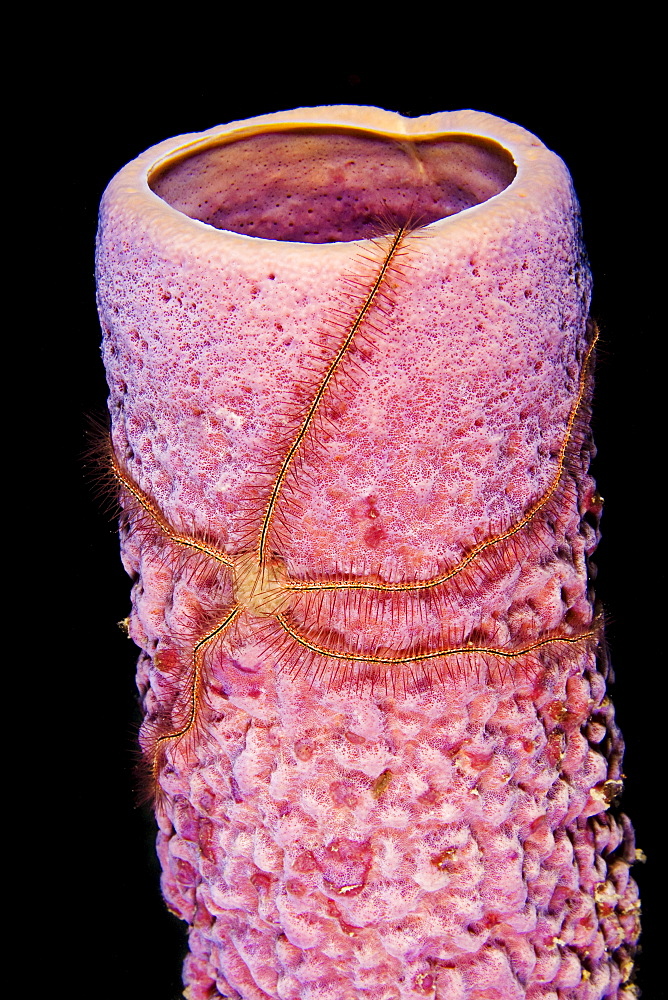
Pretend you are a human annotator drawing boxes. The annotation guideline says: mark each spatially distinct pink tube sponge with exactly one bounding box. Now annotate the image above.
[97,107,639,999]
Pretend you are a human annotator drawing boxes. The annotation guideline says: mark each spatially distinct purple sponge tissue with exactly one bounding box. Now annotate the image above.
[96,106,640,999]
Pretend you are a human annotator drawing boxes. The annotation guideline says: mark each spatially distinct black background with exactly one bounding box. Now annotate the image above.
[39,40,661,1000]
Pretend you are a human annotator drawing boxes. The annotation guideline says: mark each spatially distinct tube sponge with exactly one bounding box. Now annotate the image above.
[97,106,640,999]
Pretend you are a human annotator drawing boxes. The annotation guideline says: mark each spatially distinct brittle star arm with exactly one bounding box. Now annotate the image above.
[283,327,598,597]
[274,612,598,666]
[110,449,235,569]
[149,605,243,780]
[257,226,408,564]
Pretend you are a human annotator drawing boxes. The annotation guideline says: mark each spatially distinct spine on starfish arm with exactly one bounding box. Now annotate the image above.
[97,107,640,999]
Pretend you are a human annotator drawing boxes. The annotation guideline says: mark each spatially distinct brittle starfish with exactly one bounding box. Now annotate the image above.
[109,224,599,799]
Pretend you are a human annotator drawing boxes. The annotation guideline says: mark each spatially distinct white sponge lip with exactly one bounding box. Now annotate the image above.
[101,105,574,261]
